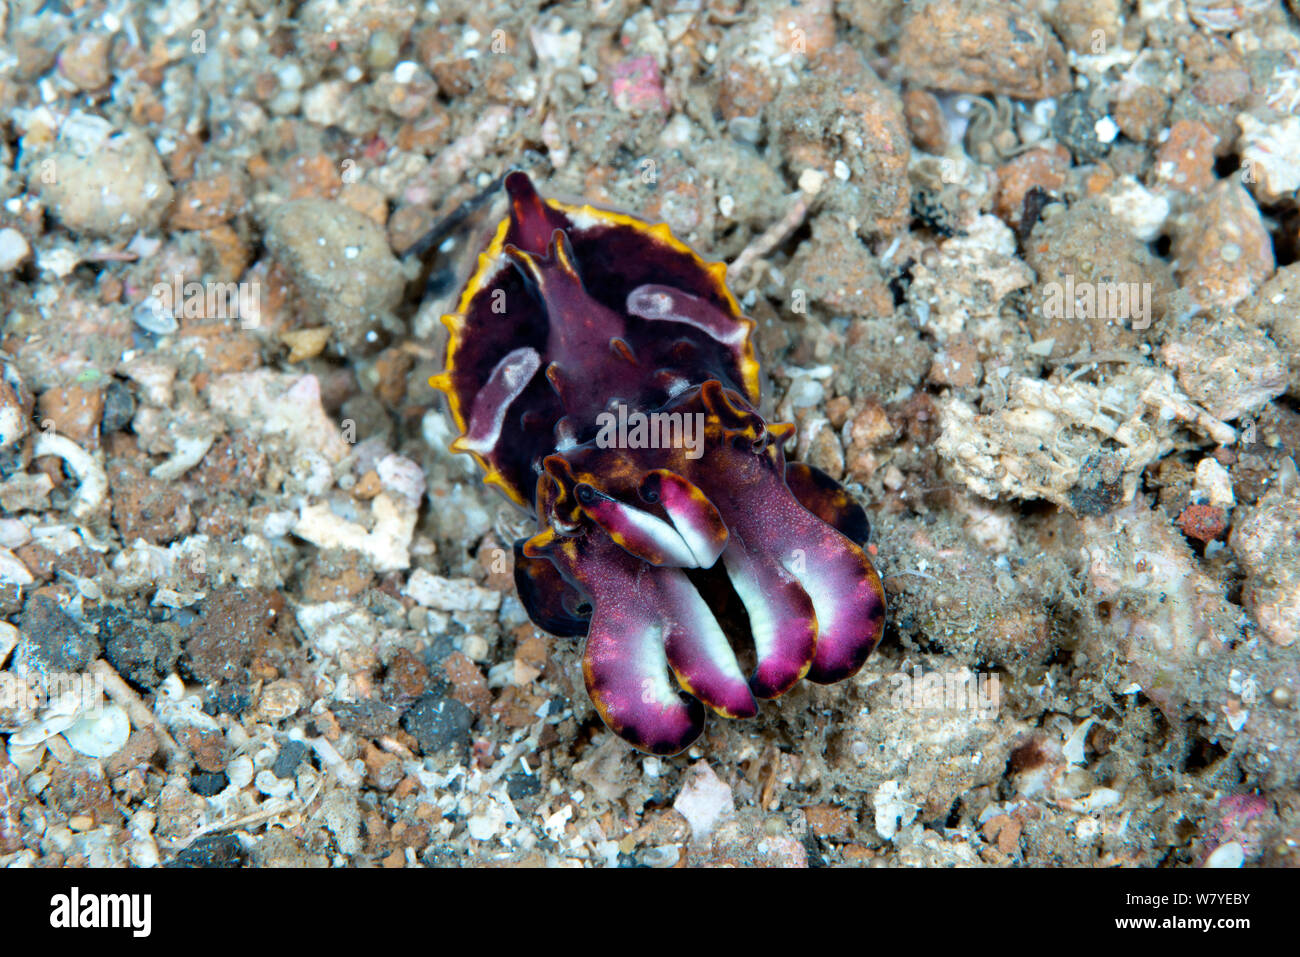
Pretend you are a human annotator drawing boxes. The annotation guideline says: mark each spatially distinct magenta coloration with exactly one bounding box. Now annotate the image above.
[434,172,886,755]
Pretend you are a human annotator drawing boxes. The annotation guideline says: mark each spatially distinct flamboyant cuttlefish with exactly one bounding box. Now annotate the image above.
[432,172,886,755]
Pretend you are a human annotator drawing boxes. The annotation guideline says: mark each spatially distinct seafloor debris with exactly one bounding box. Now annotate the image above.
[936,368,1236,514]
[1230,459,1300,649]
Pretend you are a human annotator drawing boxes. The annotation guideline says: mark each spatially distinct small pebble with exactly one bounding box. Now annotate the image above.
[62,704,131,759]
[400,692,474,754]
[0,228,31,271]
[132,298,178,335]
[1205,841,1245,868]
[272,740,310,778]
[189,770,229,797]
[100,380,136,433]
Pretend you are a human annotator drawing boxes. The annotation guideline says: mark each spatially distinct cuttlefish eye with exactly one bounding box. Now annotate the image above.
[575,482,598,506]
[639,473,662,504]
